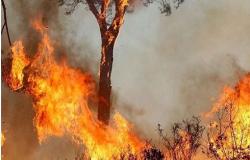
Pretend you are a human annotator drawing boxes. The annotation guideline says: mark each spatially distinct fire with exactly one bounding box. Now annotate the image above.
[1,133,5,147]
[206,74,250,159]
[4,18,144,159]
[167,130,193,160]
[5,41,30,90]
[178,130,192,155]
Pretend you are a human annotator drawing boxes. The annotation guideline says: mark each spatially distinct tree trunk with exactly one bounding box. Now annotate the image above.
[97,31,117,124]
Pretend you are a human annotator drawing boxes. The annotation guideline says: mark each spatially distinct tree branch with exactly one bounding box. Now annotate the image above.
[100,0,110,16]
[85,0,100,20]
[108,0,128,33]
[1,22,6,34]
[1,0,12,46]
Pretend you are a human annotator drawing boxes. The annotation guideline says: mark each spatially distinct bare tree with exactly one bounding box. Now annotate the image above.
[158,116,204,160]
[205,102,250,160]
[1,0,12,46]
[59,0,185,124]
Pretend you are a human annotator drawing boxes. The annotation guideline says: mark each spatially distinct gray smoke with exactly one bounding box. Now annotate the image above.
[113,0,250,139]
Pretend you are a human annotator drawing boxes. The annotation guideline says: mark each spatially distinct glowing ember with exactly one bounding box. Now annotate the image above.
[4,18,144,159]
[206,74,250,159]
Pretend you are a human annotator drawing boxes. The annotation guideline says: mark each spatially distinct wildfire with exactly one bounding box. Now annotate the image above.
[206,74,250,159]
[4,18,144,159]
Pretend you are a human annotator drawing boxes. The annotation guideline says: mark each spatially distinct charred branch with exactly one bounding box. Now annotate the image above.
[1,0,12,46]
[158,116,204,160]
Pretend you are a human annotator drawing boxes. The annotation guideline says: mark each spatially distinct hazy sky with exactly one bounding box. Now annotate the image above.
[2,0,250,159]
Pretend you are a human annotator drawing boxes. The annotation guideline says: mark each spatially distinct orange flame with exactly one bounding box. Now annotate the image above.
[206,74,250,159]
[172,130,192,160]
[4,18,144,159]
[5,41,30,90]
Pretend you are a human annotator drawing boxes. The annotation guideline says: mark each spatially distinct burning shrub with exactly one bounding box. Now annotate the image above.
[205,74,250,160]
[157,116,205,160]
[117,146,165,160]
[206,104,250,160]
[141,147,164,160]
[73,145,165,160]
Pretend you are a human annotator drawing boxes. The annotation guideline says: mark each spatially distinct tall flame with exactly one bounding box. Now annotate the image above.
[4,18,144,159]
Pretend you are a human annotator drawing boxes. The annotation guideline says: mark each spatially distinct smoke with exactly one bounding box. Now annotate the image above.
[113,0,250,138]
[2,85,37,160]
[1,0,250,159]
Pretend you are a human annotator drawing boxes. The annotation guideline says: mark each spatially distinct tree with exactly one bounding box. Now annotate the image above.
[59,0,185,124]
[157,116,204,160]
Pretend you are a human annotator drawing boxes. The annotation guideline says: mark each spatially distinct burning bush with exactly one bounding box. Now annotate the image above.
[205,74,250,160]
[157,117,205,160]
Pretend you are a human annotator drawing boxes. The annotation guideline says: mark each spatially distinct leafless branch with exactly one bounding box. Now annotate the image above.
[1,0,12,46]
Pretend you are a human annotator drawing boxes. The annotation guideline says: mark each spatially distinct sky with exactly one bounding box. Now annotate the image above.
[1,0,250,159]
